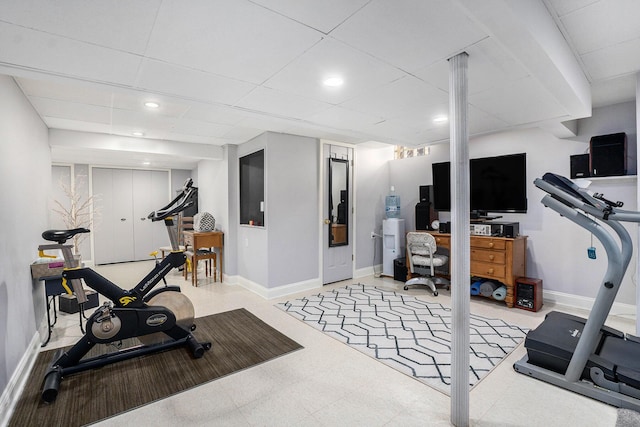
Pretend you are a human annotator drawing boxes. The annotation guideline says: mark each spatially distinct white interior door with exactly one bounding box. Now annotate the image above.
[93,168,169,264]
[322,144,353,284]
[93,168,134,264]
[132,170,169,260]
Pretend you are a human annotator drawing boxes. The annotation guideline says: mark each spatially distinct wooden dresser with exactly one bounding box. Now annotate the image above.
[425,232,527,308]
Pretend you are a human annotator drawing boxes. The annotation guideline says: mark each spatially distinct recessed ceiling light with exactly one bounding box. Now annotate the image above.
[142,161,151,166]
[323,76,344,87]
[433,115,448,123]
[144,101,159,109]
[132,131,144,137]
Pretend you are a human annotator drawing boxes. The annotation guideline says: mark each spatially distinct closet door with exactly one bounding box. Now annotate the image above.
[93,168,135,264]
[132,170,169,260]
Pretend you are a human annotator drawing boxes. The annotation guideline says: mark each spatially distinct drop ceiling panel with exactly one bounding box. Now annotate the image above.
[331,0,486,72]
[0,22,142,85]
[591,74,637,107]
[0,0,162,54]
[17,77,113,106]
[135,59,256,105]
[554,0,640,55]
[263,38,405,104]
[581,37,640,80]
[249,0,370,33]
[220,126,264,142]
[306,106,384,131]
[236,86,331,120]
[470,77,566,125]
[171,118,234,137]
[111,109,178,131]
[145,0,323,84]
[340,75,448,120]
[182,104,246,126]
[111,92,191,118]
[30,97,112,124]
[545,0,599,17]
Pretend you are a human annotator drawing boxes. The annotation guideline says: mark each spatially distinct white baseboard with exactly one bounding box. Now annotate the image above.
[355,265,382,279]
[0,332,40,426]
[236,276,322,300]
[544,290,637,321]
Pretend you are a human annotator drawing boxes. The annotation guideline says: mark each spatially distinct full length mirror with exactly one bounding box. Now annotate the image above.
[329,158,348,247]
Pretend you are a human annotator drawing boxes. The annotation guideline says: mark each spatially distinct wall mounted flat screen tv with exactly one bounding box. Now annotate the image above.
[431,153,528,214]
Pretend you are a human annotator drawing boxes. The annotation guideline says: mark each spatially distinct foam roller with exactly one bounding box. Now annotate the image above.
[492,285,507,301]
[470,280,482,296]
[479,281,499,297]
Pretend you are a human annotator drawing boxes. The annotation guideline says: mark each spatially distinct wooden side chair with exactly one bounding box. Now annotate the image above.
[183,218,217,286]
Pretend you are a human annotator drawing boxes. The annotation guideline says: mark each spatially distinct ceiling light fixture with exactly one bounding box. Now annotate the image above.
[132,131,144,137]
[144,101,159,109]
[323,76,344,87]
[142,161,151,166]
[433,115,448,123]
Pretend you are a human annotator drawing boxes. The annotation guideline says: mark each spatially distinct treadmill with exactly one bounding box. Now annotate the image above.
[514,172,640,410]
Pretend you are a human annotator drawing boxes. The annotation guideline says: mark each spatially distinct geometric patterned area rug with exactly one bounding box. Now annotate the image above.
[276,284,528,395]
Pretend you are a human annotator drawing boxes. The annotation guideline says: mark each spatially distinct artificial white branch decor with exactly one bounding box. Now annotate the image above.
[52,174,100,255]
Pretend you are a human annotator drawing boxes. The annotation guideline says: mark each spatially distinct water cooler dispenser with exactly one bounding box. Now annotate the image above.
[383,218,405,276]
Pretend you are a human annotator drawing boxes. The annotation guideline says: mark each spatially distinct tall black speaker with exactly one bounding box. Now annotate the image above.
[415,202,430,230]
[590,132,627,177]
[416,185,433,230]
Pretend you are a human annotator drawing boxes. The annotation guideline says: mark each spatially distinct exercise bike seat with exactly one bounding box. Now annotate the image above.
[42,228,90,244]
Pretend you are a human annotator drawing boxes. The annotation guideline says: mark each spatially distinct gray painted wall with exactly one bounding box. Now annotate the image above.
[354,145,394,270]
[0,75,50,400]
[266,133,319,287]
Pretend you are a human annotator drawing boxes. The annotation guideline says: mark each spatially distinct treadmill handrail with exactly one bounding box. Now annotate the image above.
[535,175,611,219]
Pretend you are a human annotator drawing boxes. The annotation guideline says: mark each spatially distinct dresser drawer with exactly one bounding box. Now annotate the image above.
[471,249,506,264]
[471,261,506,280]
[433,235,451,247]
[470,237,506,250]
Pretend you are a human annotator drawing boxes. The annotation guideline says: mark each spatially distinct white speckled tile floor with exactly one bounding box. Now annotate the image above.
[40,260,625,426]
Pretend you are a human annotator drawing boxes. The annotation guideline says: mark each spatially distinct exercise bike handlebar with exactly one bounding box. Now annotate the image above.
[147,178,195,222]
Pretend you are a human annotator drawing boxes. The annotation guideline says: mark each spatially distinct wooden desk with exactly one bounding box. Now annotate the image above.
[183,230,224,284]
[410,232,527,308]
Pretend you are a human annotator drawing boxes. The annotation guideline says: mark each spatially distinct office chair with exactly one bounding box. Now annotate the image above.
[404,231,450,296]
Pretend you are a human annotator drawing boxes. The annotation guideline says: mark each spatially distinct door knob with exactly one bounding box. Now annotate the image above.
[120,218,126,221]
[324,219,330,224]
[140,217,146,221]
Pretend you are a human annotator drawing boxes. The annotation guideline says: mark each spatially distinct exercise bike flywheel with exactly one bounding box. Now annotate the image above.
[138,290,195,346]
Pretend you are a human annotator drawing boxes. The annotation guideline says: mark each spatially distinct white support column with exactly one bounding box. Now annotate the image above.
[449,52,470,427]
[636,72,640,335]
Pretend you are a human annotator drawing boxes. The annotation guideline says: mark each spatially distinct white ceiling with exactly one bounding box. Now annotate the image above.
[0,0,638,169]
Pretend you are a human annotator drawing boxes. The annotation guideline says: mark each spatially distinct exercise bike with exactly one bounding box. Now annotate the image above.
[514,172,640,410]
[40,178,211,403]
